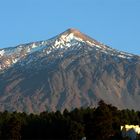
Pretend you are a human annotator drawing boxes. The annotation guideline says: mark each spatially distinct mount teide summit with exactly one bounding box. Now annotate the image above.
[0,28,140,113]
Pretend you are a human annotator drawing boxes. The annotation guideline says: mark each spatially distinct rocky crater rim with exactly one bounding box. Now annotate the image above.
[65,28,90,39]
[60,28,99,44]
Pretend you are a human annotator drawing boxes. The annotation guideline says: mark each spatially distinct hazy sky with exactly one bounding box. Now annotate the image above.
[0,0,140,55]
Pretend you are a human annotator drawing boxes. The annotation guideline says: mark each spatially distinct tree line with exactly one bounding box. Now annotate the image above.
[0,100,140,140]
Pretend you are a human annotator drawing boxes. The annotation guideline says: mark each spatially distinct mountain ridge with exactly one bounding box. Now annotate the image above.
[0,28,140,113]
[0,28,139,72]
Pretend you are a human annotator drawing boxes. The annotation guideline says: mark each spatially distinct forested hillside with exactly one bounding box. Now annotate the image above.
[0,101,140,140]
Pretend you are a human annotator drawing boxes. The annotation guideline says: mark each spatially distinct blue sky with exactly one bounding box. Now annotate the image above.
[0,0,140,55]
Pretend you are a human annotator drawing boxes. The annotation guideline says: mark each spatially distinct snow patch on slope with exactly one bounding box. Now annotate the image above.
[0,50,5,57]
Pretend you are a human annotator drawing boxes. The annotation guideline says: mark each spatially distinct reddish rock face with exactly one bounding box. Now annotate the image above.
[0,29,140,113]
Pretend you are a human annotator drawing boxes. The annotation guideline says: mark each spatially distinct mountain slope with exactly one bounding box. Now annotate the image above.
[0,28,140,113]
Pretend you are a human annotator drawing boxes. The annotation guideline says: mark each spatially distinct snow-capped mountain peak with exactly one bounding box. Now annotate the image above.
[0,28,140,113]
[0,28,139,71]
[59,28,100,45]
